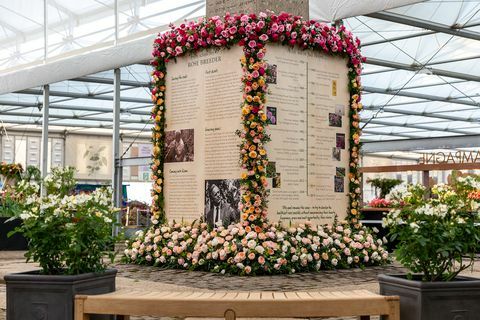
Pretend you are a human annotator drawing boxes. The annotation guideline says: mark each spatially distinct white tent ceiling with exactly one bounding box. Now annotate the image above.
[1,0,480,157]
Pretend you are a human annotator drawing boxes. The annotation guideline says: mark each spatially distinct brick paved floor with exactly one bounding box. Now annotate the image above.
[2,251,479,320]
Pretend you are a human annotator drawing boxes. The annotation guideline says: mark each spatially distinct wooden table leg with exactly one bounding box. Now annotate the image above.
[74,296,90,320]
[224,309,236,320]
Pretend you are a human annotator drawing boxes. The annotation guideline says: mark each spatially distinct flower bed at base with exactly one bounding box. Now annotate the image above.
[123,222,389,275]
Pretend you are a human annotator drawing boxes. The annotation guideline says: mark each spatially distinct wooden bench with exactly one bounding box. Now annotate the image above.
[75,289,399,320]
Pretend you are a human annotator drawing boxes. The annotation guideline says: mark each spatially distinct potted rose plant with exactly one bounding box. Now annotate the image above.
[379,177,480,320]
[5,167,118,320]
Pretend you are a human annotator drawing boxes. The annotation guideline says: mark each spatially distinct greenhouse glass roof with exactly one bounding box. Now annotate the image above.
[0,0,479,152]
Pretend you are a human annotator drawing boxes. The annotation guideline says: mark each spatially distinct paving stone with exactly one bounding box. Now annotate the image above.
[1,251,480,320]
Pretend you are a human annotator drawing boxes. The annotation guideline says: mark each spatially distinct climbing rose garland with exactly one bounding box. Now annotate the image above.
[148,12,364,226]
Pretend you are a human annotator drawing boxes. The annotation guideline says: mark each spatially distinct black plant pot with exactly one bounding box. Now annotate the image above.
[0,217,28,250]
[5,268,117,320]
[379,273,480,320]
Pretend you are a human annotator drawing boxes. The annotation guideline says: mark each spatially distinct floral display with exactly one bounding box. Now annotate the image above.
[149,12,364,226]
[0,162,23,180]
[383,176,480,281]
[125,221,388,275]
[366,178,403,199]
[126,12,378,275]
[11,167,117,275]
[367,198,391,208]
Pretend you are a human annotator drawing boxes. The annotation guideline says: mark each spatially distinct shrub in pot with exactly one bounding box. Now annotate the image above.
[380,177,480,320]
[5,167,118,320]
[0,171,40,250]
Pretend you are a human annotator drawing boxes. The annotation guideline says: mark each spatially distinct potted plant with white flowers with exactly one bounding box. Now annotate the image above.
[379,176,480,320]
[5,167,118,320]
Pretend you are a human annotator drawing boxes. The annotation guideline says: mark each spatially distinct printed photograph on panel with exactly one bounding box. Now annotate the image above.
[332,147,341,161]
[267,106,277,125]
[266,63,277,84]
[328,113,342,127]
[336,133,346,149]
[164,129,194,163]
[336,167,346,177]
[335,104,345,116]
[334,176,344,193]
[204,179,240,227]
[272,173,281,188]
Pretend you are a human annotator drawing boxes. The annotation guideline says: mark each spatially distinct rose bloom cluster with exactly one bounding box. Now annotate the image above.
[368,198,392,208]
[124,221,389,275]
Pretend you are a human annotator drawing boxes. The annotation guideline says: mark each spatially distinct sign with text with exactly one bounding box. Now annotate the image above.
[164,45,350,225]
[420,151,480,164]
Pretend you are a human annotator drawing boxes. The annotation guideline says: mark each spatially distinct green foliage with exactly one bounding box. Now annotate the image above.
[11,168,118,275]
[22,165,41,182]
[0,187,22,218]
[0,174,41,218]
[384,178,480,281]
[367,178,403,198]
[43,166,76,196]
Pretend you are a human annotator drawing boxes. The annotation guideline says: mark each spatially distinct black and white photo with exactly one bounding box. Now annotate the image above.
[204,179,240,227]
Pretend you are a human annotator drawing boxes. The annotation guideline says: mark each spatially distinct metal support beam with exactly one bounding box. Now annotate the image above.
[363,134,480,153]
[362,85,480,108]
[112,68,122,236]
[119,156,151,167]
[0,110,150,124]
[362,30,435,47]
[362,153,420,162]
[16,89,151,104]
[362,105,480,123]
[0,118,150,131]
[365,57,480,83]
[69,76,150,87]
[362,129,420,139]
[0,99,150,116]
[367,11,480,41]
[0,127,151,141]
[363,118,477,135]
[41,84,49,196]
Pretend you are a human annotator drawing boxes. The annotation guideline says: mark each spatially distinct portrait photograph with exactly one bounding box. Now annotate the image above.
[266,63,278,84]
[204,179,240,227]
[164,129,194,163]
